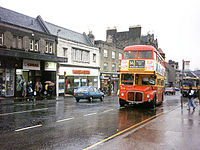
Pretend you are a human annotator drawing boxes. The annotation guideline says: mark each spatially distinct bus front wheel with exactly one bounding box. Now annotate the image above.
[150,94,156,108]
[119,98,126,107]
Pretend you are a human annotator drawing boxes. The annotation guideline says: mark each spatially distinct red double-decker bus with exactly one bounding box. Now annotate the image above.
[119,45,165,108]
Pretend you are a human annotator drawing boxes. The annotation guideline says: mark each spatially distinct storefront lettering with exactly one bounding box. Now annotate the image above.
[73,70,90,74]
[24,63,39,67]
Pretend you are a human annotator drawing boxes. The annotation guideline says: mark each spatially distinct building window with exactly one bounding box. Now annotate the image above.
[0,33,3,46]
[49,43,53,54]
[93,53,96,62]
[63,48,68,57]
[112,51,116,59]
[45,42,49,53]
[104,49,108,57]
[119,64,121,71]
[112,64,116,71]
[34,40,39,51]
[12,35,17,48]
[72,48,89,63]
[119,53,122,60]
[30,39,33,51]
[104,63,108,70]
[18,36,23,49]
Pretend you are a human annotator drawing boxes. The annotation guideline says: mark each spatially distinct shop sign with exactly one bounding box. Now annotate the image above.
[73,70,90,74]
[45,62,57,71]
[23,59,40,70]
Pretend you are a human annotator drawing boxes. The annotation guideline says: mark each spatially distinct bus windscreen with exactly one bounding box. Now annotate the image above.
[138,51,152,59]
[124,51,137,59]
[121,73,134,85]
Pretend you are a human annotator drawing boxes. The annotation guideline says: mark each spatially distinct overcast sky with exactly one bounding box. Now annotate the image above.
[1,0,200,70]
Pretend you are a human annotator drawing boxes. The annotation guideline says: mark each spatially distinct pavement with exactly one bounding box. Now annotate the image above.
[0,95,73,105]
[98,100,200,150]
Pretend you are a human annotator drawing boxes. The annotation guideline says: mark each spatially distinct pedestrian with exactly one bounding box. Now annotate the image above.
[35,82,40,97]
[22,81,27,99]
[39,82,43,97]
[187,84,196,110]
[27,81,33,101]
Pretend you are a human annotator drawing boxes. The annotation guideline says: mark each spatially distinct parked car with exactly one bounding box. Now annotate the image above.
[165,87,176,95]
[74,86,104,102]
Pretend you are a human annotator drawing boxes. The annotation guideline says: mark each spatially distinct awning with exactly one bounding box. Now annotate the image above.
[0,47,67,62]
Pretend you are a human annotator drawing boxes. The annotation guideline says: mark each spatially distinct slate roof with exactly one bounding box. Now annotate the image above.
[45,22,93,46]
[0,6,45,33]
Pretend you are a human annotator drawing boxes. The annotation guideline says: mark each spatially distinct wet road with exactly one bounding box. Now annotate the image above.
[0,92,181,150]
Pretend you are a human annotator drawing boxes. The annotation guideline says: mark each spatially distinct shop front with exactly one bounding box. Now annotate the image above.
[100,72,120,95]
[58,66,100,95]
[0,57,17,97]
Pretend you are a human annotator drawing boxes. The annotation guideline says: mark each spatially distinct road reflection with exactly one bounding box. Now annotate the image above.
[118,105,163,131]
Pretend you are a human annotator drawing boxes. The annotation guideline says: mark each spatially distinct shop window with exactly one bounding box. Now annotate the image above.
[30,39,33,51]
[93,53,96,62]
[104,49,108,57]
[104,63,108,71]
[112,51,116,59]
[0,33,3,46]
[34,40,39,51]
[112,64,116,71]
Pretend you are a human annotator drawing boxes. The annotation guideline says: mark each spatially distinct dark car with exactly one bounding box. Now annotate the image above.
[74,86,104,102]
[165,87,176,95]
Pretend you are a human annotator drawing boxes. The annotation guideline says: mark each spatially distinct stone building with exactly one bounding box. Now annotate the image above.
[44,24,100,96]
[165,60,180,87]
[106,26,158,50]
[95,40,123,95]
[0,6,65,97]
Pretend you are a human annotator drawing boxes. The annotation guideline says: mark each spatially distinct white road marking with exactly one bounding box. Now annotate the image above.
[103,109,114,113]
[15,124,42,132]
[0,108,48,116]
[84,113,97,117]
[56,117,74,123]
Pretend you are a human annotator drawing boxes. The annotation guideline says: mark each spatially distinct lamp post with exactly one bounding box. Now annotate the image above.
[181,59,185,109]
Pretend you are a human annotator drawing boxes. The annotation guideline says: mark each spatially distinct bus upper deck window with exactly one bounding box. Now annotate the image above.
[124,51,137,59]
[138,51,152,59]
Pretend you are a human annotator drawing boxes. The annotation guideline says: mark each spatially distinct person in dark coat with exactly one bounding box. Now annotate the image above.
[187,84,196,110]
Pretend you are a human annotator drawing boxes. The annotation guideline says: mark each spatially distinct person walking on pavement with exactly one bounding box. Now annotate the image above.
[187,84,196,110]
[27,81,33,101]
[35,81,40,97]
[22,81,27,99]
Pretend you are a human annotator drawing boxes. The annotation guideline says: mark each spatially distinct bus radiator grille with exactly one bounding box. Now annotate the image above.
[127,92,143,102]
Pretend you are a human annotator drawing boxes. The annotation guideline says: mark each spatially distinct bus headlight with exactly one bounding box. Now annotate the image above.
[147,94,150,98]
[121,93,124,96]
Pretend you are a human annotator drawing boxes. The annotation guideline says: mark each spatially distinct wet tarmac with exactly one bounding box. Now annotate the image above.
[0,92,184,150]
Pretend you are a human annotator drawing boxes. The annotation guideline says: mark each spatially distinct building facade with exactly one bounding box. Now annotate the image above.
[0,6,65,97]
[95,40,123,95]
[45,23,100,96]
